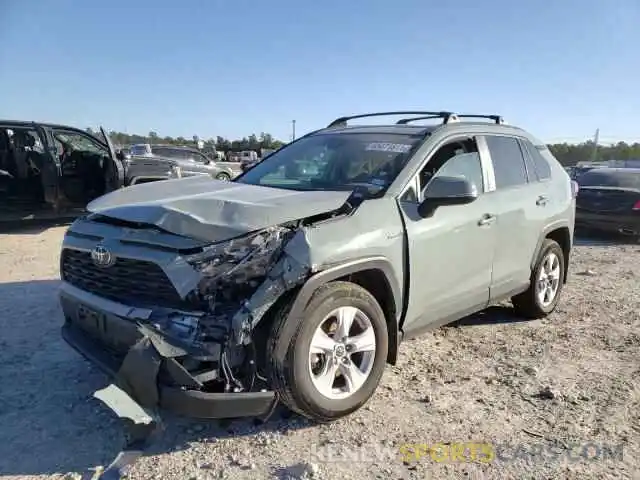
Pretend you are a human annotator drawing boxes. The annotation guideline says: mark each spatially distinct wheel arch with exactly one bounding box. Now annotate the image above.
[531,223,572,284]
[285,257,403,365]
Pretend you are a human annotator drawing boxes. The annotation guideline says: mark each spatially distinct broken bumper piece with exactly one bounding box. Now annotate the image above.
[61,322,276,419]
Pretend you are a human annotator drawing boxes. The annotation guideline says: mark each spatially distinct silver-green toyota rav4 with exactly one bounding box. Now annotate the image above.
[59,111,576,425]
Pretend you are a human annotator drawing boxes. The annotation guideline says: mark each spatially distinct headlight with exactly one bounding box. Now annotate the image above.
[186,226,289,284]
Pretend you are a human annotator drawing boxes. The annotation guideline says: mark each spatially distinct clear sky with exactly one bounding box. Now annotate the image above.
[1,0,638,144]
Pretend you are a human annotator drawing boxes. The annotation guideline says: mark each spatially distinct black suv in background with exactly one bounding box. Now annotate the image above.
[0,121,129,222]
[575,167,640,239]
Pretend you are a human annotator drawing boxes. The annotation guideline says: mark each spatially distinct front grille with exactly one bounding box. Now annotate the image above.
[61,248,192,310]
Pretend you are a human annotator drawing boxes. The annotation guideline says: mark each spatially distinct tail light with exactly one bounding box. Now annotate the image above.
[632,200,640,211]
[570,180,579,198]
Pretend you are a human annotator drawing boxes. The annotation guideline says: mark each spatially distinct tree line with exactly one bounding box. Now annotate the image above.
[546,141,640,166]
[87,128,287,154]
[87,128,640,166]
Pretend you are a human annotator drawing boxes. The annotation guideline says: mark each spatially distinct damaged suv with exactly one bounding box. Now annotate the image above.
[59,111,575,423]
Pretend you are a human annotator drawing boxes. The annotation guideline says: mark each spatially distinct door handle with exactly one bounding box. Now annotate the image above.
[536,195,548,206]
[478,214,496,226]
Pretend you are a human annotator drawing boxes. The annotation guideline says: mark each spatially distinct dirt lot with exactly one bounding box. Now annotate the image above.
[0,226,638,480]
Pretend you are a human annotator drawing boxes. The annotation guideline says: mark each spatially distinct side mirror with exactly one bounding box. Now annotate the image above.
[116,150,131,161]
[417,176,478,217]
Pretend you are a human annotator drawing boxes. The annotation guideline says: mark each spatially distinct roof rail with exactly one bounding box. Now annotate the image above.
[327,111,505,128]
[327,111,456,128]
[396,114,460,125]
[456,114,505,124]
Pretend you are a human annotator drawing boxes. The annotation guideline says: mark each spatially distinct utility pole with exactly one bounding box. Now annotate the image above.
[292,120,296,141]
[590,128,600,163]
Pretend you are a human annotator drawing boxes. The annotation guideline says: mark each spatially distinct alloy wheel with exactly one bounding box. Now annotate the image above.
[536,252,561,307]
[308,306,377,400]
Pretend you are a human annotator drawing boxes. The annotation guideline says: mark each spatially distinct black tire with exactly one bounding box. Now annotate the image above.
[266,281,388,423]
[216,172,231,181]
[512,239,565,319]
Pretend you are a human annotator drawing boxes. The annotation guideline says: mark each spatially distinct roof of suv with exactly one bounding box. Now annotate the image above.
[312,111,536,143]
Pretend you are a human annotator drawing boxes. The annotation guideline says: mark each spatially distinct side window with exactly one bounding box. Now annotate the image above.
[191,151,210,163]
[170,149,189,159]
[433,152,484,190]
[151,146,169,157]
[162,148,188,160]
[400,186,417,203]
[519,140,539,182]
[484,136,528,189]
[53,130,106,155]
[522,140,552,181]
[8,128,45,154]
[418,138,484,196]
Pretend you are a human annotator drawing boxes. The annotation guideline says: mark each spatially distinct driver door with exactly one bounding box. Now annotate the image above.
[99,126,125,192]
[34,124,62,207]
[399,137,498,336]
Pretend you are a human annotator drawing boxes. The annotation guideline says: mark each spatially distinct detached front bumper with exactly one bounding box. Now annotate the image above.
[60,282,276,419]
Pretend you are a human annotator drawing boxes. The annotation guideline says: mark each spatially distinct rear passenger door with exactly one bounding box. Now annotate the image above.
[481,135,546,301]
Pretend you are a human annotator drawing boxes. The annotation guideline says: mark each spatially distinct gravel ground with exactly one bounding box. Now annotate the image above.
[0,225,638,480]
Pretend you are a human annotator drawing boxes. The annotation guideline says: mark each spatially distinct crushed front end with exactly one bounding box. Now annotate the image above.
[59,214,312,420]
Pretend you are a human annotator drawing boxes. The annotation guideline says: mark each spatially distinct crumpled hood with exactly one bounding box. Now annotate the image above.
[87,176,352,243]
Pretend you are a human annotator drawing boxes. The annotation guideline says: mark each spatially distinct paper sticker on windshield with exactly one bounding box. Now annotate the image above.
[365,142,412,153]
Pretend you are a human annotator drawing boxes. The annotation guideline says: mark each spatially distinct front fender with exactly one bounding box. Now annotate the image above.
[286,256,402,364]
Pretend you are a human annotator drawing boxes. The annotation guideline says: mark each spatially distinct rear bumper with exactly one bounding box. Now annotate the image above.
[59,283,276,419]
[575,210,640,236]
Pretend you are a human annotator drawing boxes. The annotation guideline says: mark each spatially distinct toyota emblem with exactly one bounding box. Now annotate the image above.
[91,244,116,268]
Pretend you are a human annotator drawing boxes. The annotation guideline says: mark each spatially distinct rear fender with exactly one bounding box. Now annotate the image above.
[530,222,572,283]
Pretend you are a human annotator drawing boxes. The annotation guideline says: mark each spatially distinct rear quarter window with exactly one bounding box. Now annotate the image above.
[522,140,552,180]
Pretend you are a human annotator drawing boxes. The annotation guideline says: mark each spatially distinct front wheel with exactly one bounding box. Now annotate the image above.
[512,239,565,318]
[215,172,231,181]
[266,281,388,423]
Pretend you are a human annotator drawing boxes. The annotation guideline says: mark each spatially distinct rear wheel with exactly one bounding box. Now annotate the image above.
[215,172,231,181]
[512,239,565,318]
[266,281,388,422]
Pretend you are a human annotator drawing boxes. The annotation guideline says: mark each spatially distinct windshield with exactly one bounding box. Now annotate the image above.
[578,170,640,189]
[236,132,424,196]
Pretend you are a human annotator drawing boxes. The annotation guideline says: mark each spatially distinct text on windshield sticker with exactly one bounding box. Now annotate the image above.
[365,143,413,153]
